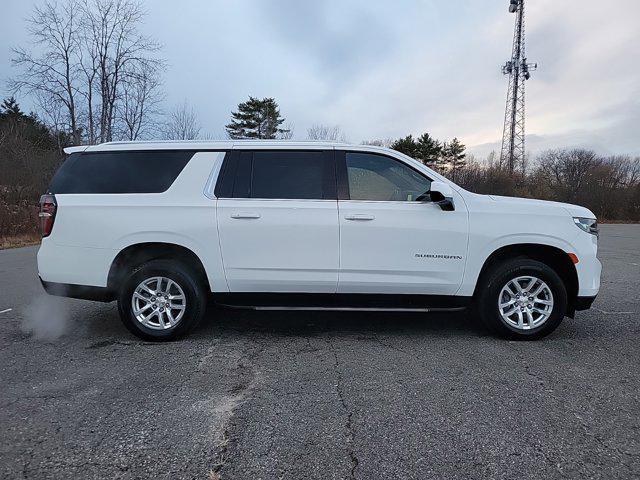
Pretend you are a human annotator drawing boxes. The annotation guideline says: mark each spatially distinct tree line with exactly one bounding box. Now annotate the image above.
[2,92,638,246]
[0,98,71,243]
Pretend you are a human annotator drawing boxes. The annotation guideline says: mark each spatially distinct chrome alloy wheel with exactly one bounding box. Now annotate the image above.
[498,276,554,330]
[131,276,186,330]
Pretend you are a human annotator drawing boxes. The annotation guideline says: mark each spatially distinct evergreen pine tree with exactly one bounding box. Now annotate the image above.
[390,135,418,158]
[442,137,466,180]
[225,97,290,139]
[0,97,23,116]
[415,132,442,167]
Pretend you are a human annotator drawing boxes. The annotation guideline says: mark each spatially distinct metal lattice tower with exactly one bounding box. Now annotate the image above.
[500,0,537,173]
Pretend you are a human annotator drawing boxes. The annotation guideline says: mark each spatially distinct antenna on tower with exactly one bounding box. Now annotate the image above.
[500,0,537,174]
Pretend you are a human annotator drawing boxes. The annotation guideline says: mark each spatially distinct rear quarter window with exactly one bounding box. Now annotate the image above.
[48,151,194,194]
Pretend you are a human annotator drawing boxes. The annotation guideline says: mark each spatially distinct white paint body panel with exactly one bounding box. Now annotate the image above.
[38,140,601,300]
[217,199,339,292]
[38,152,226,290]
[337,198,468,294]
[456,192,601,297]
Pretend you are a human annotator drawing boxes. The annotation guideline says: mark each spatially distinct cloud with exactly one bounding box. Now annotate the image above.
[469,96,640,160]
[4,0,639,156]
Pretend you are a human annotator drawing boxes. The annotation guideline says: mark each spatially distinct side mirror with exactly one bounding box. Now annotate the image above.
[429,181,455,211]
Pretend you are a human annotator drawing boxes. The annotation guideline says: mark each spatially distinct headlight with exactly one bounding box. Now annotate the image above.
[573,217,598,236]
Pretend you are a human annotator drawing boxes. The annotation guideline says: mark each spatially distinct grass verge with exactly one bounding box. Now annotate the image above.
[0,234,41,250]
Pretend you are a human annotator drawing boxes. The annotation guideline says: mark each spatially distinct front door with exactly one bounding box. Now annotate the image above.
[337,151,468,295]
[217,149,339,292]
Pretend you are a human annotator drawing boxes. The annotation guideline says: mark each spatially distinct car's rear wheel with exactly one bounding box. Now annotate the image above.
[117,259,207,341]
[476,258,567,339]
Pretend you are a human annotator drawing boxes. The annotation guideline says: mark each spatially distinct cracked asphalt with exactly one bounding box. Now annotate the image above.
[0,224,639,479]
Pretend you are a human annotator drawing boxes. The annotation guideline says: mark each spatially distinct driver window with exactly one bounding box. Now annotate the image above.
[345,152,431,201]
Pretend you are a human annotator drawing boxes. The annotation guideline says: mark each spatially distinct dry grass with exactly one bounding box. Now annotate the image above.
[0,233,41,250]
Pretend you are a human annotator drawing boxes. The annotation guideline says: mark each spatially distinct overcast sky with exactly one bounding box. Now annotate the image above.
[2,0,639,158]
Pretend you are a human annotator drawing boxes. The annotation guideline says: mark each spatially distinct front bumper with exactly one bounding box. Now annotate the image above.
[574,295,597,312]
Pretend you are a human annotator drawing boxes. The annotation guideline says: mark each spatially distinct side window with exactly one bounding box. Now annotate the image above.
[251,151,333,199]
[216,150,335,200]
[345,152,431,201]
[48,151,194,194]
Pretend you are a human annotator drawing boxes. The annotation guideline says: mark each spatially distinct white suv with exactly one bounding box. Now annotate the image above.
[37,141,601,341]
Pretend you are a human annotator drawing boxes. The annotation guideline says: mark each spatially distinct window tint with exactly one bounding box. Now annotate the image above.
[218,150,334,200]
[48,151,194,194]
[345,152,431,201]
[233,151,252,199]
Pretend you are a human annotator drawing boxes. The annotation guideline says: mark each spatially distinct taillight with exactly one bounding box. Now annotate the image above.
[39,194,57,237]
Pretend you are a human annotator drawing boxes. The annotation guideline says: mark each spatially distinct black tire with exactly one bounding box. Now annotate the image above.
[117,259,207,341]
[476,258,567,340]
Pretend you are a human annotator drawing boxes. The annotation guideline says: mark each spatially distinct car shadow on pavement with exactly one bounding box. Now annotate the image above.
[194,305,487,339]
[73,302,488,344]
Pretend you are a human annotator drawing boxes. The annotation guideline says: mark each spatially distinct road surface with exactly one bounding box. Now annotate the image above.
[0,225,638,479]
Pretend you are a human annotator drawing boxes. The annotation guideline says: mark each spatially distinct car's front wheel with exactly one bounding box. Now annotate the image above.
[117,259,207,341]
[476,258,567,339]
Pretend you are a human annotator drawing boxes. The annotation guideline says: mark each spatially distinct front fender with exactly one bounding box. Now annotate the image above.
[457,232,579,297]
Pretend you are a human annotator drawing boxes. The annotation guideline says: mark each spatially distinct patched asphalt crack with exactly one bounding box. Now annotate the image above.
[205,337,266,479]
[210,423,231,479]
[328,339,359,479]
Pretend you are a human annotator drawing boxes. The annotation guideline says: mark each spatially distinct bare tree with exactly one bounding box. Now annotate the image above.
[361,138,394,148]
[80,0,162,142]
[117,60,163,140]
[10,0,83,144]
[307,124,346,142]
[163,101,201,140]
[35,91,68,152]
[279,122,295,140]
[10,0,163,145]
[538,149,600,203]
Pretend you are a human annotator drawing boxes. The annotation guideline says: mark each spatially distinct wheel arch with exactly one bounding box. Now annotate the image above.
[107,242,211,294]
[473,243,579,316]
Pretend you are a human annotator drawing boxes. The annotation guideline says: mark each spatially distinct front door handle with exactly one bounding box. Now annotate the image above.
[231,212,261,219]
[344,214,375,221]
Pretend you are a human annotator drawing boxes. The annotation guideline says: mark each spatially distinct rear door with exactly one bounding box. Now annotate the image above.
[336,150,468,295]
[216,149,339,292]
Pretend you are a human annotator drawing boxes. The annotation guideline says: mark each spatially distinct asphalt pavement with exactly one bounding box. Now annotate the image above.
[0,224,638,479]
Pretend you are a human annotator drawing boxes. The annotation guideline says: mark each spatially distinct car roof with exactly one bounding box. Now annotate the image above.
[64,140,354,154]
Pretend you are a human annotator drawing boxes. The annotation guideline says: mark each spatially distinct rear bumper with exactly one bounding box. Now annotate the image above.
[574,295,597,312]
[37,240,114,287]
[40,278,114,302]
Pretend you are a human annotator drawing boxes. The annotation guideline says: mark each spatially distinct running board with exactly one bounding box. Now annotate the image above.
[218,304,467,313]
[211,293,472,311]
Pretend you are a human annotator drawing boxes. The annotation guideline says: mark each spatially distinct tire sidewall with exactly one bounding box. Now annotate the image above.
[480,260,567,339]
[117,260,206,341]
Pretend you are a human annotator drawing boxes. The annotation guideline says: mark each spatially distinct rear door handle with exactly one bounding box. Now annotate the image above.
[230,212,261,219]
[344,214,375,221]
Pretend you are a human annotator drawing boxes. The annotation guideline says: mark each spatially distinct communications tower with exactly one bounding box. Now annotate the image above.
[500,0,537,173]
